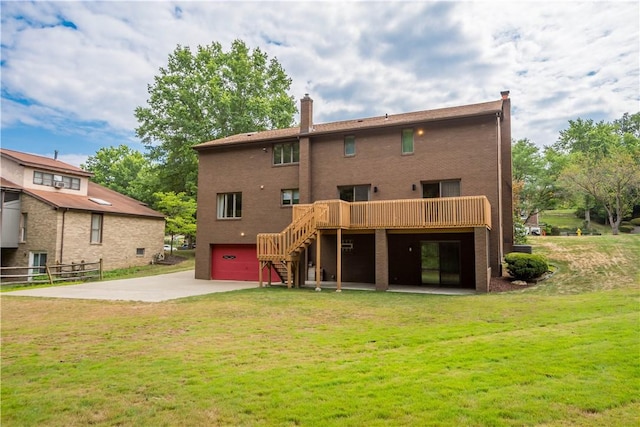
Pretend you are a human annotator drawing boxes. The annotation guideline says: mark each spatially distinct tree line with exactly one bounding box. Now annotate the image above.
[81,39,640,241]
[513,112,640,237]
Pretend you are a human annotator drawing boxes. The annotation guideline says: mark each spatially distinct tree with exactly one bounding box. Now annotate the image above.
[135,39,297,197]
[153,192,197,253]
[511,139,560,224]
[560,149,640,234]
[82,145,160,206]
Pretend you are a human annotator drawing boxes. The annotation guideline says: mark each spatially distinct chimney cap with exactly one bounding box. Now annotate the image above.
[500,90,510,99]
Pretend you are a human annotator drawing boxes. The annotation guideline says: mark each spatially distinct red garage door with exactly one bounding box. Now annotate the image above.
[211,244,279,282]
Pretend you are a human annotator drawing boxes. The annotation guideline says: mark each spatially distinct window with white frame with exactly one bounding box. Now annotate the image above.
[20,213,27,242]
[273,142,300,165]
[33,171,80,190]
[281,189,300,206]
[90,213,103,243]
[401,129,414,154]
[344,136,356,157]
[217,192,242,219]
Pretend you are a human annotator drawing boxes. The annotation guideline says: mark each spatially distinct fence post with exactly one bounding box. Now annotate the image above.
[99,258,103,280]
[46,265,54,285]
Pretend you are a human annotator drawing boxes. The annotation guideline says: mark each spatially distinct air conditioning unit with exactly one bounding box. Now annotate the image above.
[53,181,66,189]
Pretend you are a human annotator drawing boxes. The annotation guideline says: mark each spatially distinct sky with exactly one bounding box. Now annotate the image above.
[1,1,638,167]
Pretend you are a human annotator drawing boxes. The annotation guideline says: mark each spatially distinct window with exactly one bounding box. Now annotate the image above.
[422,180,461,198]
[33,171,80,190]
[401,129,414,154]
[20,213,27,242]
[217,193,242,219]
[29,252,47,276]
[281,189,300,206]
[91,213,103,243]
[338,185,370,202]
[344,136,356,156]
[136,248,145,256]
[273,142,300,165]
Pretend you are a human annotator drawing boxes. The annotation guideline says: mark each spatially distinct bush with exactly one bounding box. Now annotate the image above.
[618,224,634,233]
[631,218,640,226]
[504,252,549,281]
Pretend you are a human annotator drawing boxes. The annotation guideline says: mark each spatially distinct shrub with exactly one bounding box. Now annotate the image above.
[504,252,549,281]
[618,224,634,233]
[631,218,640,226]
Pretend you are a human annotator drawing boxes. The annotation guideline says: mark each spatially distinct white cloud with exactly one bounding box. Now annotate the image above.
[1,0,638,158]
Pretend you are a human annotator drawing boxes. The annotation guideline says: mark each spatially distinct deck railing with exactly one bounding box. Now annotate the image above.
[257,196,491,261]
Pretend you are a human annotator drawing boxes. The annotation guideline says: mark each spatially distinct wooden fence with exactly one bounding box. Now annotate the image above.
[0,259,103,286]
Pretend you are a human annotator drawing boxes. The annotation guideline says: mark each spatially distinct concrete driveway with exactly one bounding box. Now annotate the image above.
[2,270,258,302]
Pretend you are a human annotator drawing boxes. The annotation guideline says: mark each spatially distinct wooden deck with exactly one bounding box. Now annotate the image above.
[257,196,491,262]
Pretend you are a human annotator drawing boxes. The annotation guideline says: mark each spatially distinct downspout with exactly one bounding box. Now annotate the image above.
[60,208,67,264]
[496,113,504,268]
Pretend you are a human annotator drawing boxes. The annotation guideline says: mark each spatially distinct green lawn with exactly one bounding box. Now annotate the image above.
[2,237,639,426]
[539,209,610,234]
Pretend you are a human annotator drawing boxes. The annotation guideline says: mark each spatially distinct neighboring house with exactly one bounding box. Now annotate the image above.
[193,92,513,292]
[0,149,165,274]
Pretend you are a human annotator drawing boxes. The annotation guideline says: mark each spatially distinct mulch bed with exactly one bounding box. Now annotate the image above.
[155,254,188,266]
[489,275,536,292]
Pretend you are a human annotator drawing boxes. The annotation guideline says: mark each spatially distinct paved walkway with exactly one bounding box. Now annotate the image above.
[2,270,257,302]
[3,270,475,302]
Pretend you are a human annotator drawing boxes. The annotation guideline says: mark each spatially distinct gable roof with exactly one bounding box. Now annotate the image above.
[0,149,164,219]
[194,98,505,150]
[20,182,166,219]
[0,148,93,177]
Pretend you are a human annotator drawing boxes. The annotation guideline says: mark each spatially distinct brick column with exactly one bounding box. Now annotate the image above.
[474,227,490,293]
[375,229,389,291]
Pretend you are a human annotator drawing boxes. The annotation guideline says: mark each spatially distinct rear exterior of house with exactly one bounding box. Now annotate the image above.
[194,92,513,292]
[0,149,165,275]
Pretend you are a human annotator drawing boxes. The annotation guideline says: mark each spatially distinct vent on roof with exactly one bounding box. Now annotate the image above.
[89,197,112,206]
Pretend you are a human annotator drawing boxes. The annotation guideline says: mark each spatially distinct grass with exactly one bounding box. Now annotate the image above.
[539,209,610,234]
[2,238,639,426]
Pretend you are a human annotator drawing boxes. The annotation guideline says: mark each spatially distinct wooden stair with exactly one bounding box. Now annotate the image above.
[257,204,325,288]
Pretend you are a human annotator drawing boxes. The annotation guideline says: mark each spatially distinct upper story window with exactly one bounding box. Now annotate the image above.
[273,142,299,165]
[33,171,81,190]
[90,213,103,243]
[217,192,242,219]
[281,189,300,206]
[401,129,414,154]
[20,213,27,242]
[338,185,370,202]
[344,136,356,157]
[422,180,461,198]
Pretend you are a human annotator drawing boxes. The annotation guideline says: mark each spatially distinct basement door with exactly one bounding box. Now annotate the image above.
[420,241,461,286]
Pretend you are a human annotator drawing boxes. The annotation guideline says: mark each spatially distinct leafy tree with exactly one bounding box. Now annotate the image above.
[153,192,197,253]
[511,139,560,224]
[135,39,297,197]
[82,145,159,206]
[560,148,640,234]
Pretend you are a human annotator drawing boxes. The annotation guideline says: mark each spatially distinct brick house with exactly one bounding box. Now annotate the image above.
[193,92,513,292]
[0,149,165,273]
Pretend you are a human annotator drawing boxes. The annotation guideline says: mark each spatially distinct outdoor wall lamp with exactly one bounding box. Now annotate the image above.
[412,184,416,191]
[262,147,268,152]
[374,186,378,193]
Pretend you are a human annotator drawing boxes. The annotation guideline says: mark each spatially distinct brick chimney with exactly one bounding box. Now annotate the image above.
[300,94,313,133]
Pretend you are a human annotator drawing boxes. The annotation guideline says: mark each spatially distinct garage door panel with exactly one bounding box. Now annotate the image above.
[211,244,279,282]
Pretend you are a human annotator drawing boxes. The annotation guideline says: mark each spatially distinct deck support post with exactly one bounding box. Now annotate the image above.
[286,260,292,288]
[259,261,264,287]
[315,231,322,291]
[336,228,342,292]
